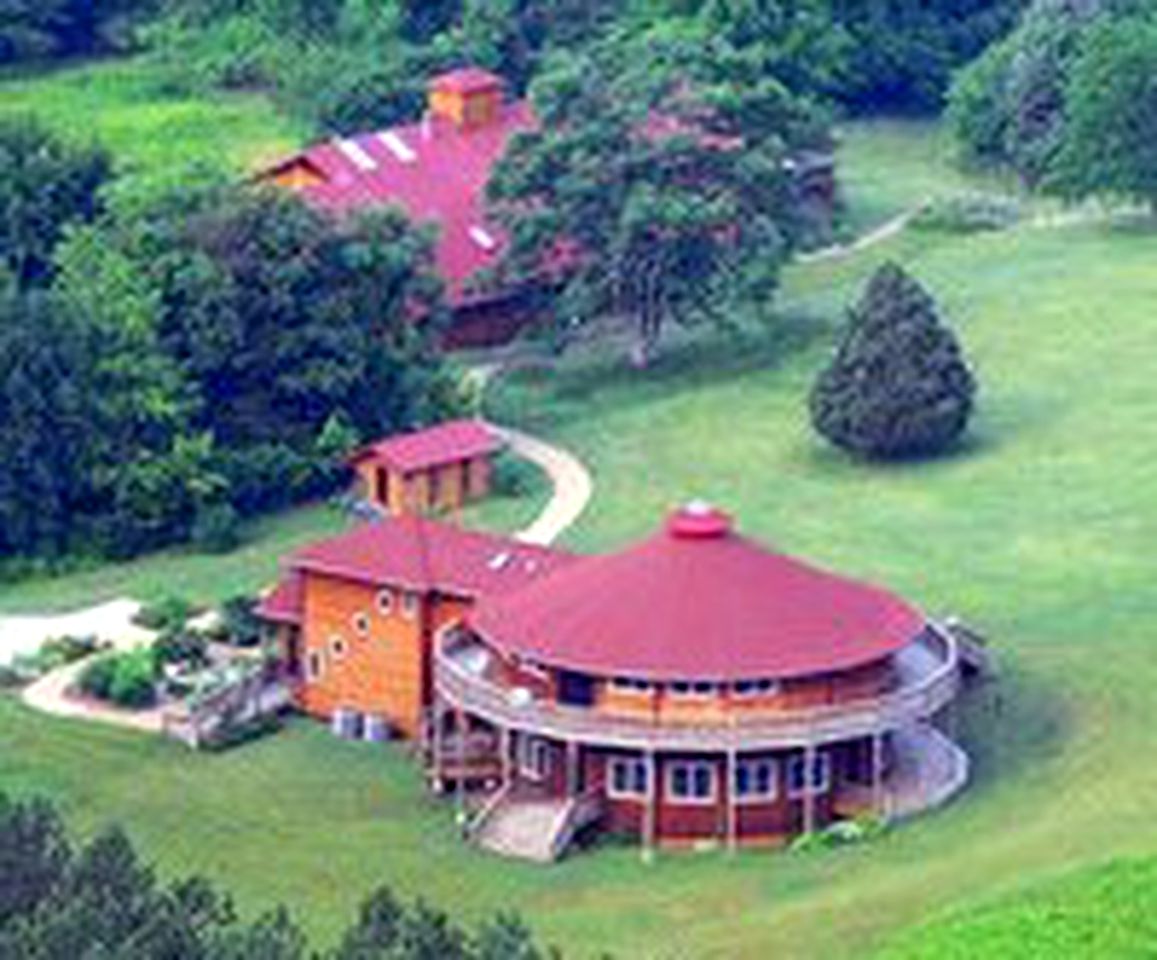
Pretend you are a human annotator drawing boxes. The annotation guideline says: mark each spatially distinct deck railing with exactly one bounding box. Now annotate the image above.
[435,626,961,751]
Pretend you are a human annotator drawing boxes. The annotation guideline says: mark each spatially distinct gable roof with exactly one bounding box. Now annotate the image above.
[257,571,304,625]
[351,419,503,474]
[469,503,926,682]
[265,100,535,306]
[281,515,573,601]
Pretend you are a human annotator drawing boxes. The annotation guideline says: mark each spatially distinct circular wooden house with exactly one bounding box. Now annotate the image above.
[431,503,967,859]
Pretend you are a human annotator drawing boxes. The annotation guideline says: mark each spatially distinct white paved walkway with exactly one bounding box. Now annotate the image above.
[0,598,151,667]
[498,426,593,547]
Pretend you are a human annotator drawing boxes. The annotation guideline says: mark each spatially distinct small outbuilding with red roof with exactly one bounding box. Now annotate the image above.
[350,419,504,517]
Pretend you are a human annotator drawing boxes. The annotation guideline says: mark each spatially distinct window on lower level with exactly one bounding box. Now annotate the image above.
[518,736,551,782]
[669,681,716,698]
[667,760,717,804]
[732,679,781,698]
[787,752,831,798]
[607,756,650,799]
[351,612,370,636]
[734,758,778,802]
[306,651,324,681]
[330,634,347,659]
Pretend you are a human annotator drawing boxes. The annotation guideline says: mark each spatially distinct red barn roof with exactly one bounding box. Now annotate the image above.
[265,93,535,306]
[282,515,573,600]
[469,503,926,682]
[350,419,503,473]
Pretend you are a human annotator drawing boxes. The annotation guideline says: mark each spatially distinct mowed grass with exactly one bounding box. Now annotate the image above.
[3,118,1157,958]
[0,58,305,190]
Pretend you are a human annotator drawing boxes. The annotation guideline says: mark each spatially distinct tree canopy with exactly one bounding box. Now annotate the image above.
[0,792,553,959]
[487,32,824,361]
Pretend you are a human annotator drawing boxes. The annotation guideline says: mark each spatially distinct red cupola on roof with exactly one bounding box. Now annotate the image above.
[469,502,925,682]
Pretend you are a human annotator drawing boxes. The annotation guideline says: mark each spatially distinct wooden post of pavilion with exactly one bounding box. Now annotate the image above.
[455,707,467,835]
[802,742,817,836]
[500,726,513,791]
[642,749,657,864]
[725,748,738,854]
[431,696,445,793]
[565,740,580,797]
[871,731,885,820]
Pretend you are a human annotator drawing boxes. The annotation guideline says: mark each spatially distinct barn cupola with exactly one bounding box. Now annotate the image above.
[427,67,505,132]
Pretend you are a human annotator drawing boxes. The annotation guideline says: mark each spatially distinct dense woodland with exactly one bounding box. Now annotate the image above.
[1,0,1154,566]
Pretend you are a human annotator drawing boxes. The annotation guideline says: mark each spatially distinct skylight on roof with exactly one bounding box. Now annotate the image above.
[336,138,378,172]
[469,225,498,252]
[379,131,417,165]
[488,551,512,570]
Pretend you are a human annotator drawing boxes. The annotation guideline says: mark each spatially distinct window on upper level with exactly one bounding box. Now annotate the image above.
[330,634,347,659]
[667,760,717,804]
[351,612,370,636]
[376,588,394,615]
[787,752,831,798]
[401,590,419,620]
[607,756,650,799]
[734,758,778,802]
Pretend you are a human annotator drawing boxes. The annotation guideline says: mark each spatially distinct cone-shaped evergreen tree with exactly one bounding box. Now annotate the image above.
[810,263,976,459]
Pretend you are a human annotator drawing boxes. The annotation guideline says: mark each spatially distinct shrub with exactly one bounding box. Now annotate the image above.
[203,714,283,753]
[133,596,194,633]
[153,630,210,668]
[190,501,241,555]
[77,654,119,700]
[912,193,1022,234]
[77,649,159,709]
[810,263,977,460]
[490,452,541,499]
[218,595,263,648]
[106,649,159,709]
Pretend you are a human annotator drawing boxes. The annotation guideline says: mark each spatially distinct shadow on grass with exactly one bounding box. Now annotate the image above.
[953,657,1073,802]
[489,308,833,433]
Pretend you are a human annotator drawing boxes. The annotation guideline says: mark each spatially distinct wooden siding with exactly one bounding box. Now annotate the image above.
[358,456,492,517]
[429,87,502,131]
[297,573,448,738]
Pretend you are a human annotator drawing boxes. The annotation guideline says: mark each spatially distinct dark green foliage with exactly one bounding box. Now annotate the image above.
[810,263,976,460]
[191,501,241,553]
[77,648,158,708]
[0,793,551,958]
[947,0,1149,185]
[488,31,820,360]
[134,595,195,632]
[218,594,263,647]
[202,713,283,752]
[0,0,141,63]
[0,288,98,557]
[491,451,542,498]
[0,116,111,287]
[153,628,210,668]
[1052,13,1157,210]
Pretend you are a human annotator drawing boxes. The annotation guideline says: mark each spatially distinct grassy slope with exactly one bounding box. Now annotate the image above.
[0,58,305,190]
[2,94,1156,956]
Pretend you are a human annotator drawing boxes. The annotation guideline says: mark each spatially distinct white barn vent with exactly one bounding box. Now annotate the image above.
[336,137,378,172]
[379,130,417,164]
[469,225,498,252]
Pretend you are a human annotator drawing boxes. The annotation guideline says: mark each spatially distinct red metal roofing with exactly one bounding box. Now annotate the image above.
[469,504,926,682]
[273,99,535,305]
[431,67,504,94]
[286,515,574,598]
[351,419,503,473]
[257,571,304,625]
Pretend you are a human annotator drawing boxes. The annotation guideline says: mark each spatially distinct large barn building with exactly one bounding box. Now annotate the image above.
[259,502,968,861]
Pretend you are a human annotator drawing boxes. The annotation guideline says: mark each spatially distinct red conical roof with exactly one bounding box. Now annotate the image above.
[469,502,924,681]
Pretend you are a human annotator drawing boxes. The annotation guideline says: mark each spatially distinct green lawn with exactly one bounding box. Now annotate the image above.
[4,116,1157,958]
[0,58,305,191]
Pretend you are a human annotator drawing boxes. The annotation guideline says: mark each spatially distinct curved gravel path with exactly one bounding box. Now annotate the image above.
[497,425,593,547]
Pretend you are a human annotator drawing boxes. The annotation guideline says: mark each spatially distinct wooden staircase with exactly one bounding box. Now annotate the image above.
[472,787,603,863]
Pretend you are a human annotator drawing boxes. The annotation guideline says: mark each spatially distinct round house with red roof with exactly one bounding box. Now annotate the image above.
[431,502,967,856]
